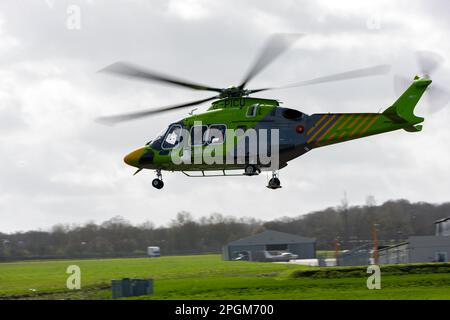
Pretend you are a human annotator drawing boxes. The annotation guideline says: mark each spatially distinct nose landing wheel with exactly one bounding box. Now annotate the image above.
[267,171,281,190]
[152,178,164,189]
[152,169,164,189]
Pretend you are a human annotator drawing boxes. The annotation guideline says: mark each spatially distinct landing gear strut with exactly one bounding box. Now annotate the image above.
[267,171,281,189]
[152,169,164,189]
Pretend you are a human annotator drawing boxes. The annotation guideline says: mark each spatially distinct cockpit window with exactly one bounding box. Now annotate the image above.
[162,124,183,149]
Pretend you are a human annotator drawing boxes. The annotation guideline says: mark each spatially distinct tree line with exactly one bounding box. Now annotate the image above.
[1,199,449,261]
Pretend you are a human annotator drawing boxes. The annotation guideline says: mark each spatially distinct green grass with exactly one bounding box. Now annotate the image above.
[0,255,449,300]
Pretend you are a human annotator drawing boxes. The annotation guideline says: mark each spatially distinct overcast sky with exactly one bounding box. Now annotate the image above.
[1,0,449,232]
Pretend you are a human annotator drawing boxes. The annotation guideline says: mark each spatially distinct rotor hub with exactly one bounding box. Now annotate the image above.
[219,86,249,99]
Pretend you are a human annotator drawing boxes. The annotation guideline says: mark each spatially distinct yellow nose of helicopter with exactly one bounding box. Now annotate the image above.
[124,147,146,167]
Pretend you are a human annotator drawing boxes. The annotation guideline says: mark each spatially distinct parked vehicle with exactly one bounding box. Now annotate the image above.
[147,246,161,257]
[280,252,298,259]
[262,251,290,262]
[233,252,250,261]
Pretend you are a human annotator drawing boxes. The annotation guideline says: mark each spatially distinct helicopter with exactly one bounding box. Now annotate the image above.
[97,34,448,190]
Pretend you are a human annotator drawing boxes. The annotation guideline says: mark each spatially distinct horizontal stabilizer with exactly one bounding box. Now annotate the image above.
[404,125,423,132]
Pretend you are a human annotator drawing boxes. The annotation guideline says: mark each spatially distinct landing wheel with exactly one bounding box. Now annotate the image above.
[268,178,281,189]
[244,165,260,176]
[152,169,164,189]
[267,171,281,189]
[152,178,164,189]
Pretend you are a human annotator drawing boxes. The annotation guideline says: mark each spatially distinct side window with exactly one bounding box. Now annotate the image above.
[207,124,226,145]
[162,125,182,149]
[190,125,208,146]
[282,108,303,120]
[246,104,258,117]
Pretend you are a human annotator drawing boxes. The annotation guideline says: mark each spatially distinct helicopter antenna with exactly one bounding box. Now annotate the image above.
[188,108,198,115]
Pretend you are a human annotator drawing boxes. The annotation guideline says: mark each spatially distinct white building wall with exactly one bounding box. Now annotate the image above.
[409,236,450,263]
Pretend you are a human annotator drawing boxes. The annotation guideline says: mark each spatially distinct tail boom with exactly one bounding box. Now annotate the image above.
[307,76,430,148]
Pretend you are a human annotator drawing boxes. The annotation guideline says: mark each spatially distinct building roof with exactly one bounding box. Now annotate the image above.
[379,235,450,252]
[227,230,315,246]
[435,217,450,224]
[378,241,409,252]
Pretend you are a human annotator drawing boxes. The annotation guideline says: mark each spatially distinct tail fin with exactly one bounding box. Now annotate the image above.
[383,76,431,130]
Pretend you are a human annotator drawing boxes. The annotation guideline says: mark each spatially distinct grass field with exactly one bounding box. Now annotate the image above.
[0,254,450,300]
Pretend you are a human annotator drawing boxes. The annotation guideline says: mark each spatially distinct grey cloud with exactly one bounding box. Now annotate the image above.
[0,0,449,232]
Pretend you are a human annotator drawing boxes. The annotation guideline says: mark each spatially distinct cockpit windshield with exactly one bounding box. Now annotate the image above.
[162,125,182,149]
[150,124,184,150]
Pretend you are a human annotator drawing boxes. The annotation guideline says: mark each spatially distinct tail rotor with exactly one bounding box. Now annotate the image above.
[394,51,450,115]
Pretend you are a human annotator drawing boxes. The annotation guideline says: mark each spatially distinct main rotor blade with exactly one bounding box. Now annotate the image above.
[99,62,223,93]
[248,64,391,94]
[96,95,219,125]
[416,50,444,75]
[238,33,303,90]
[280,64,391,88]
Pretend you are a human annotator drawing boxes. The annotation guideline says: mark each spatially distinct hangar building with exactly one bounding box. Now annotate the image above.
[379,217,450,264]
[222,230,316,261]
